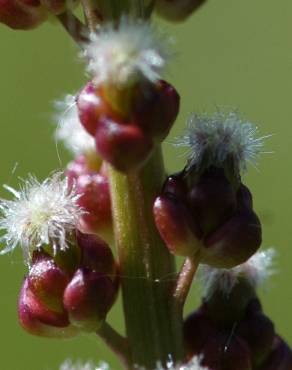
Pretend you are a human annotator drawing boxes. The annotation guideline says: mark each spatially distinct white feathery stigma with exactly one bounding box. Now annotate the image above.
[55,95,96,155]
[154,355,209,370]
[60,360,109,370]
[179,110,268,171]
[0,173,83,262]
[84,17,170,87]
[199,248,276,298]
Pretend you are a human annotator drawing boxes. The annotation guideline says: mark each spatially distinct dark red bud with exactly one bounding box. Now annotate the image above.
[153,194,201,256]
[75,172,112,241]
[95,116,153,172]
[183,308,218,358]
[155,0,207,22]
[258,336,292,370]
[203,278,257,328]
[63,268,118,331]
[201,333,252,370]
[202,208,262,268]
[162,174,188,200]
[77,232,116,277]
[0,0,46,29]
[77,82,112,137]
[28,257,70,312]
[19,279,70,330]
[188,168,237,236]
[236,311,275,367]
[132,80,180,141]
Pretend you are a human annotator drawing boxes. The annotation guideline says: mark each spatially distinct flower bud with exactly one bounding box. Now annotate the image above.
[28,254,70,312]
[0,0,46,30]
[63,268,118,331]
[77,82,112,137]
[153,194,201,256]
[75,172,112,242]
[77,232,116,277]
[201,333,252,370]
[236,310,275,367]
[156,0,206,22]
[258,336,292,370]
[95,116,153,172]
[132,80,180,141]
[183,307,217,358]
[18,279,77,338]
[203,277,257,328]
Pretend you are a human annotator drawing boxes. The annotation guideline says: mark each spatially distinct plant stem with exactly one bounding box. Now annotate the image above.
[97,322,130,368]
[81,0,98,31]
[173,256,200,310]
[57,12,89,45]
[108,148,184,369]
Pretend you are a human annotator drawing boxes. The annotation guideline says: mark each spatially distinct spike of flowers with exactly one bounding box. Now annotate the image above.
[198,248,276,298]
[84,17,170,87]
[55,95,96,156]
[178,110,268,171]
[0,173,83,262]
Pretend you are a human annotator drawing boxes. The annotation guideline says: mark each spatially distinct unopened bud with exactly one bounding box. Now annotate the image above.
[236,310,275,367]
[202,333,252,370]
[77,82,112,137]
[156,0,206,22]
[63,268,118,331]
[95,116,153,172]
[258,336,292,370]
[28,255,70,312]
[0,0,46,30]
[18,279,76,338]
[132,80,180,141]
[77,232,116,277]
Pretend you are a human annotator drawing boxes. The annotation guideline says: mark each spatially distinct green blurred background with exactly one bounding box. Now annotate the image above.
[0,0,291,369]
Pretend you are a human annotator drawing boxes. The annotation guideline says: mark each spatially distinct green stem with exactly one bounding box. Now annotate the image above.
[108,148,184,369]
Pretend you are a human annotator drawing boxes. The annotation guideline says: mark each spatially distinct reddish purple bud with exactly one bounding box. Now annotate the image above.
[0,0,46,29]
[183,307,218,358]
[28,256,70,312]
[236,311,275,367]
[132,80,180,141]
[258,336,292,370]
[77,232,116,277]
[153,194,201,256]
[202,208,261,268]
[201,333,252,370]
[18,279,69,328]
[188,168,237,236]
[63,268,118,331]
[77,82,112,137]
[95,116,153,172]
[75,172,112,241]
[203,278,257,328]
[155,0,206,22]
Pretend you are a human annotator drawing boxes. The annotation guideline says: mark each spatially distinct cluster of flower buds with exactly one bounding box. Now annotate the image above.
[74,19,179,172]
[154,111,264,268]
[56,95,113,244]
[183,250,292,370]
[155,0,207,22]
[0,0,78,30]
[0,173,119,338]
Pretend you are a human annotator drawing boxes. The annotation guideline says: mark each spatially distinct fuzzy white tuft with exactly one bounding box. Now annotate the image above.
[0,173,83,263]
[199,248,276,298]
[154,355,209,370]
[60,360,109,370]
[178,110,268,171]
[84,17,170,87]
[55,95,96,155]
